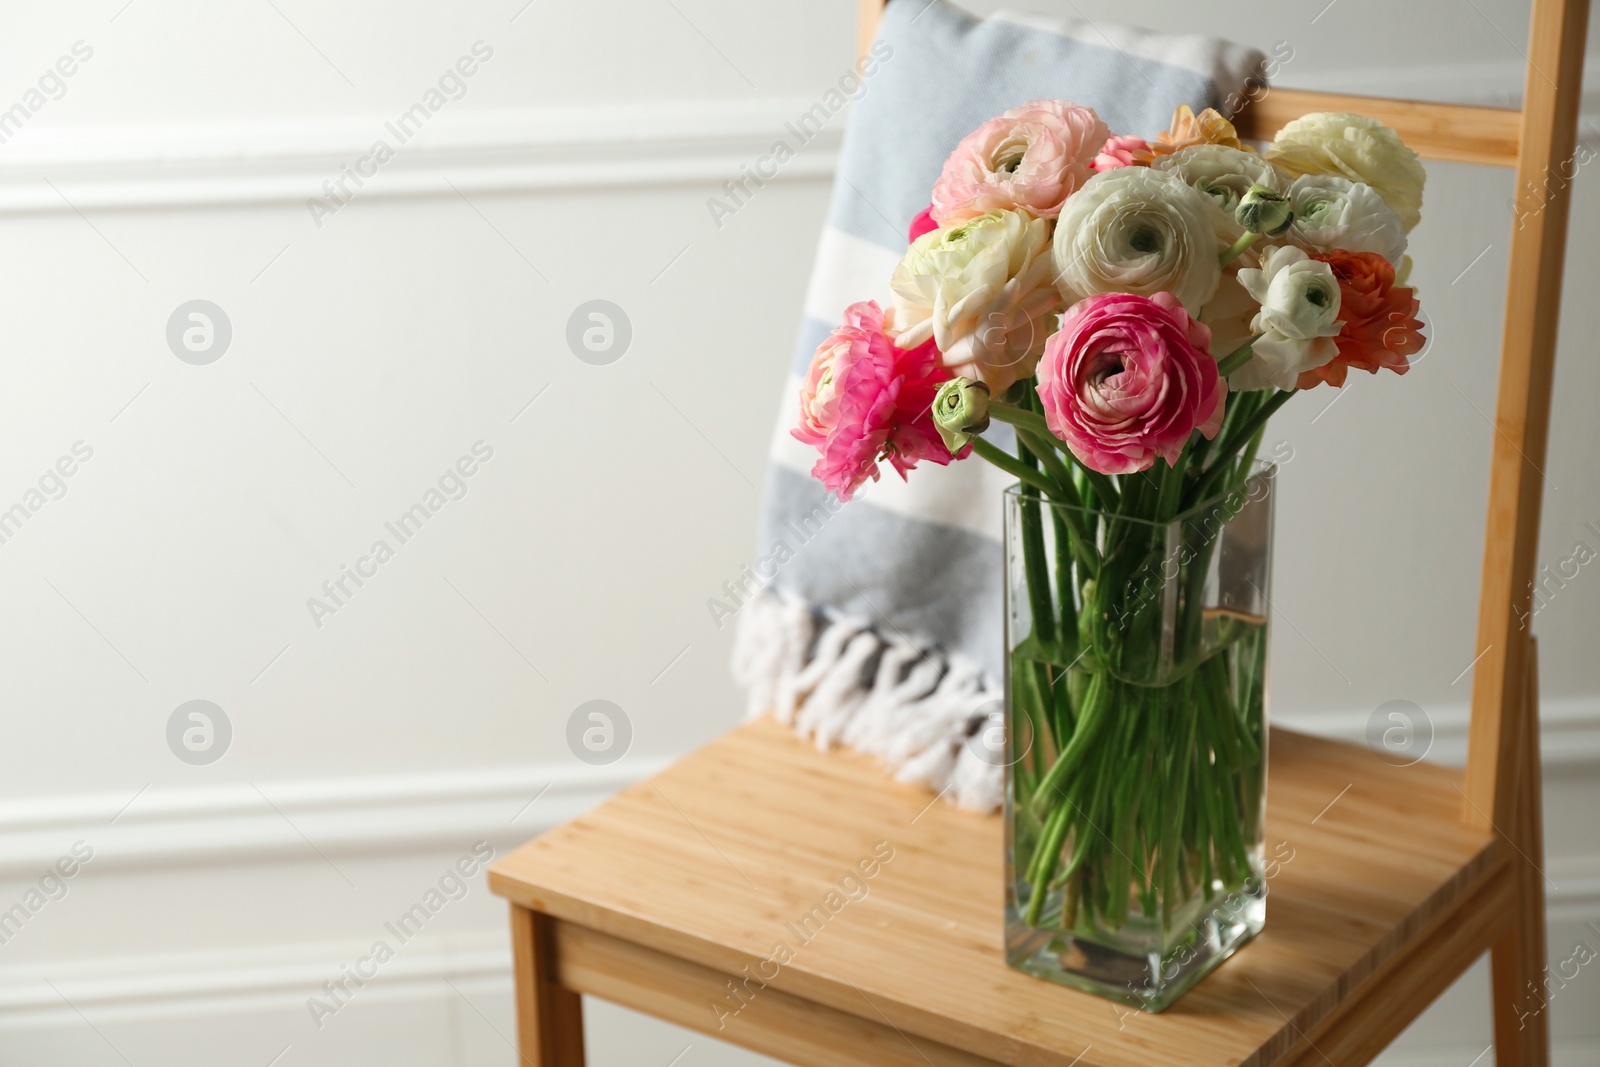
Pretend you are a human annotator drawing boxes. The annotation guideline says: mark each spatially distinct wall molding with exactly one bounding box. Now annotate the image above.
[0,97,842,214]
[0,55,1596,216]
[1278,695,1600,772]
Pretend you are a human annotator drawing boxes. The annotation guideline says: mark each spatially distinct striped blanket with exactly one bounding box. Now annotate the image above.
[733,0,1267,810]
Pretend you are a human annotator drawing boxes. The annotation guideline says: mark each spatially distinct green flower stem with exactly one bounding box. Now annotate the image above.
[1014,432,1062,655]
[1162,686,1196,924]
[969,436,1054,495]
[1017,428,1078,502]
[1010,656,1049,787]
[971,415,1103,579]
[1029,672,1110,817]
[1019,492,1057,647]
[1219,231,1259,266]
[1190,386,1254,474]
[1017,429,1101,578]
[1067,711,1116,922]
[1235,420,1269,484]
[1195,742,1215,900]
[987,401,1120,510]
[985,398,1053,435]
[1216,337,1256,377]
[1106,694,1145,927]
[1185,389,1295,508]
[1050,509,1080,659]
[1026,798,1070,886]
[1061,868,1082,930]
[1204,662,1242,770]
[1024,801,1073,926]
[1154,453,1188,524]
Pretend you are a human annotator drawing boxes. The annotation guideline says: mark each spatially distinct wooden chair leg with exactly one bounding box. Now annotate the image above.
[1489,637,1550,1066]
[510,905,587,1066]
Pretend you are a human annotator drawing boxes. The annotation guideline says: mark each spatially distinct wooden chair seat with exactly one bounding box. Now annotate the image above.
[489,716,1513,1067]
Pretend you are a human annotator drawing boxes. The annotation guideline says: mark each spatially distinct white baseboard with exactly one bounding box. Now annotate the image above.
[0,930,510,1027]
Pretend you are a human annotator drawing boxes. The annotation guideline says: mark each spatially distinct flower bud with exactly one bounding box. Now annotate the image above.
[1235,184,1294,236]
[931,377,990,452]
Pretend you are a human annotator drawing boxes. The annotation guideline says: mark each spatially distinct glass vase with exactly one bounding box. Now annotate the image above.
[1003,466,1274,1012]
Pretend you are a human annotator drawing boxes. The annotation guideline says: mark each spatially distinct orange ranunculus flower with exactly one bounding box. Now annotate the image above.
[1149,105,1249,158]
[1296,250,1425,389]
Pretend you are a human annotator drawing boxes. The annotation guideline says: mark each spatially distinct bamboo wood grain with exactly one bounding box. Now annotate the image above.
[509,904,586,1066]
[1278,863,1515,1067]
[1463,0,1590,833]
[1233,91,1520,166]
[554,921,998,1067]
[491,718,1501,1067]
[1490,638,1553,1065]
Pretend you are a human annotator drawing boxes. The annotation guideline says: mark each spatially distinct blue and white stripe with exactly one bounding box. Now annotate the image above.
[735,0,1267,810]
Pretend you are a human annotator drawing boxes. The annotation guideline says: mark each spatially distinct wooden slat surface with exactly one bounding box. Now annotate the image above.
[490,718,1500,1067]
[1232,89,1521,167]
[1279,861,1513,1067]
[510,905,586,1065]
[553,922,997,1067]
[1464,0,1590,831]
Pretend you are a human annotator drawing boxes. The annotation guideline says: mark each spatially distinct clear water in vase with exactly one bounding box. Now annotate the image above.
[1003,468,1274,1011]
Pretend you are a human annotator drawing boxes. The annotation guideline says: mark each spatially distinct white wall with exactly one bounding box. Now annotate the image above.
[0,1,1595,1064]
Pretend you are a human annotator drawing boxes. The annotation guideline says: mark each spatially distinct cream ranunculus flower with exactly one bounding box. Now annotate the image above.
[1152,144,1289,244]
[1286,173,1407,266]
[1266,112,1426,232]
[1199,259,1261,361]
[1052,166,1221,314]
[889,209,1060,393]
[1233,245,1343,391]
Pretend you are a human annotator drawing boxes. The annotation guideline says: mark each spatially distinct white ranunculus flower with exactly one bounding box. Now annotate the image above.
[1286,174,1407,266]
[890,209,1060,393]
[1052,166,1221,315]
[1266,112,1426,232]
[1233,245,1343,391]
[1152,144,1289,243]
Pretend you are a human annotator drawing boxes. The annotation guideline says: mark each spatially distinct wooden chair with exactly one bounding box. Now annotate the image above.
[487,1,1589,1063]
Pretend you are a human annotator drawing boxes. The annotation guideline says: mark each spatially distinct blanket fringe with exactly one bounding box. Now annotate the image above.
[732,588,1004,812]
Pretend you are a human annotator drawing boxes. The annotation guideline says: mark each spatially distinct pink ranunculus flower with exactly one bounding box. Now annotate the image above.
[1092,134,1153,172]
[930,99,1108,224]
[907,205,939,243]
[1036,292,1226,476]
[793,301,963,501]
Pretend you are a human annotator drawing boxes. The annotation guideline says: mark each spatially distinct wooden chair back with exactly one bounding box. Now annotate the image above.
[857,0,1591,834]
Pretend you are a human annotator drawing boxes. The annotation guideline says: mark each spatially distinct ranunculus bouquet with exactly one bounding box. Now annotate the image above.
[793,100,1426,1007]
